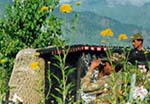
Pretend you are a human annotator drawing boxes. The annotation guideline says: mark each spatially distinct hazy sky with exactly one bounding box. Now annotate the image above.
[60,0,150,6]
[1,0,149,28]
[0,0,149,46]
[59,0,150,29]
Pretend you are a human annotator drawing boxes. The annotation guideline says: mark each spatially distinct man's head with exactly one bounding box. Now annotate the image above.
[131,32,144,49]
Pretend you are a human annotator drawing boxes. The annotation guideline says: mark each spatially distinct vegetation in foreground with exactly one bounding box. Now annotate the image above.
[0,0,150,104]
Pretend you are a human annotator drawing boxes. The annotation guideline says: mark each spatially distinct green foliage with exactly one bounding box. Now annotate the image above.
[46,8,80,102]
[51,43,76,104]
[1,0,80,103]
[0,62,8,102]
[0,0,62,68]
[92,33,150,104]
[0,0,61,102]
[1,0,61,48]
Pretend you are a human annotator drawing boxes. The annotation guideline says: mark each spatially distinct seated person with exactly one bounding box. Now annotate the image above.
[80,32,150,103]
[80,58,121,103]
[98,60,114,78]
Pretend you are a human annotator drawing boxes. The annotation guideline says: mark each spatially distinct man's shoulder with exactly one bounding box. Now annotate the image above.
[129,48,146,54]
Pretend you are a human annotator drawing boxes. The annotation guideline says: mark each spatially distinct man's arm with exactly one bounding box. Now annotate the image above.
[80,59,105,92]
[80,72,106,92]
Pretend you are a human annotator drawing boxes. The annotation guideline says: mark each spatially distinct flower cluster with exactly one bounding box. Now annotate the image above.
[144,51,150,54]
[59,4,72,13]
[0,59,7,63]
[100,28,128,47]
[100,28,128,41]
[138,65,147,73]
[30,62,40,70]
[118,34,128,40]
[132,86,148,100]
[100,28,113,37]
[40,6,49,12]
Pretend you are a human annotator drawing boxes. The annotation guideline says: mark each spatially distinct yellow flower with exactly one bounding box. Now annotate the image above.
[100,28,113,37]
[35,52,40,57]
[144,51,149,54]
[59,4,72,13]
[118,34,128,40]
[75,2,81,6]
[48,61,51,64]
[0,59,7,63]
[30,62,39,70]
[40,6,49,12]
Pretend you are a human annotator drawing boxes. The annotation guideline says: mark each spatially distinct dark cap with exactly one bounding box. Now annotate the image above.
[131,32,144,41]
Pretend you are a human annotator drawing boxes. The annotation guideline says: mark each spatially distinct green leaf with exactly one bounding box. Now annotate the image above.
[51,93,63,104]
[55,88,62,95]
[52,63,61,69]
[65,82,75,93]
[65,67,76,77]
[51,73,60,83]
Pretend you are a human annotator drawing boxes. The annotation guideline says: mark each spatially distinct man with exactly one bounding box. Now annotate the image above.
[80,58,121,103]
[128,32,149,71]
[80,32,149,103]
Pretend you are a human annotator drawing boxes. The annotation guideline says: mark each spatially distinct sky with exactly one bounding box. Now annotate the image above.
[106,0,150,7]
[59,0,150,29]
[1,0,150,28]
[1,0,150,46]
[60,0,150,6]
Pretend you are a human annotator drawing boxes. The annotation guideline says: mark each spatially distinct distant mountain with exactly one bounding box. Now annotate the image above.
[2,0,150,29]
[1,0,150,46]
[71,0,150,29]
[0,0,12,17]
[54,10,150,46]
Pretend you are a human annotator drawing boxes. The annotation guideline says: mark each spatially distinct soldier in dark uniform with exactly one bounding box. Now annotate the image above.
[128,32,149,71]
[80,32,150,103]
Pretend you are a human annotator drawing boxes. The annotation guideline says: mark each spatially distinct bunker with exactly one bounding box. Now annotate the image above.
[8,45,150,103]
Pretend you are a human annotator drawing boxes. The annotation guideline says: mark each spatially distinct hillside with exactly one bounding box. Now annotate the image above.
[0,0,12,17]
[1,1,150,46]
[71,0,150,29]
[54,10,150,46]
